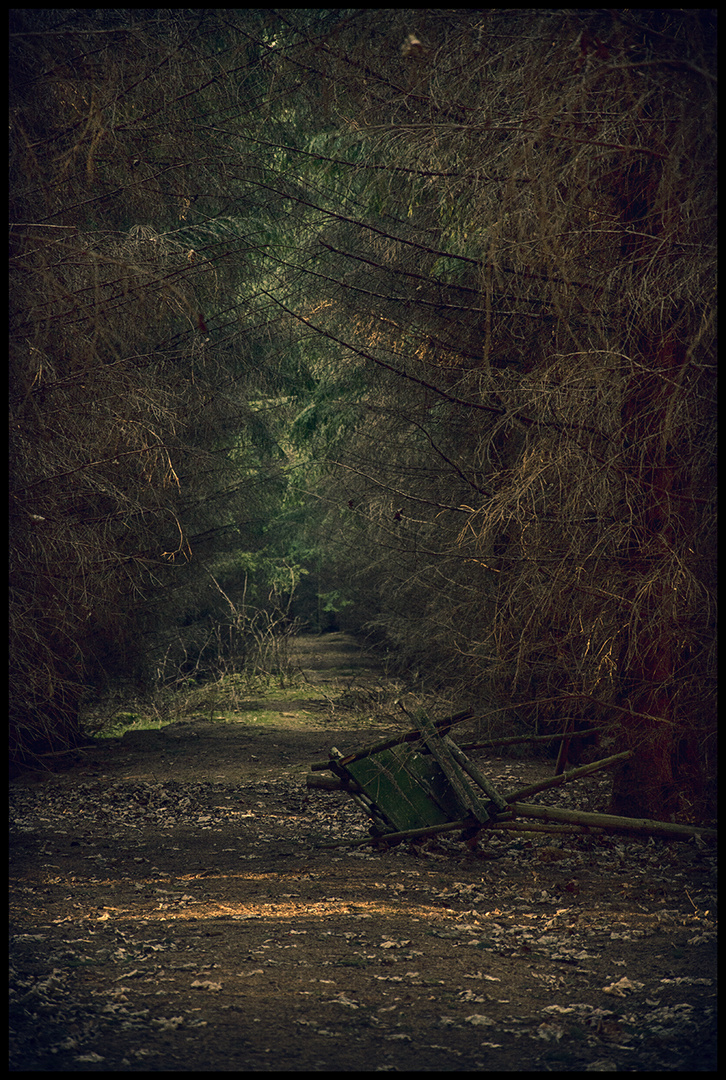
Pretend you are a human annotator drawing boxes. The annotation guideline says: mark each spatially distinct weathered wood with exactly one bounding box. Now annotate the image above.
[442,736,509,812]
[316,817,472,848]
[505,801,717,841]
[460,726,604,752]
[329,747,392,832]
[315,800,715,847]
[309,708,475,772]
[504,750,633,803]
[311,723,716,848]
[418,716,490,823]
[490,820,604,835]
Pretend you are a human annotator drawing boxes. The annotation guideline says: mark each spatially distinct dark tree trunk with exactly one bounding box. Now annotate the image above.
[611,163,690,820]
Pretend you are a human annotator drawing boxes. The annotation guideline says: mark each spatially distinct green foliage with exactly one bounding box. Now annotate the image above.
[319,590,353,616]
[9,9,716,820]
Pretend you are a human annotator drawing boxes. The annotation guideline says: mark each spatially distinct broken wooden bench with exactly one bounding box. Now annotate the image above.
[307,710,716,847]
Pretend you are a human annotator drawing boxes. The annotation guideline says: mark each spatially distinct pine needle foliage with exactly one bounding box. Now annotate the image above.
[9,11,716,819]
[9,10,306,766]
[271,10,716,819]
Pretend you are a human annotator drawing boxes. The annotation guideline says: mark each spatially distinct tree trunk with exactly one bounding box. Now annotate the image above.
[612,163,689,820]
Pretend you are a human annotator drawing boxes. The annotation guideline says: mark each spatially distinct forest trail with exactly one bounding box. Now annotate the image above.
[70,632,401,786]
[289,631,388,678]
[9,634,717,1072]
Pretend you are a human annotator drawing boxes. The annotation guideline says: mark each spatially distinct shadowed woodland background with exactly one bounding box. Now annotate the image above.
[9,9,716,821]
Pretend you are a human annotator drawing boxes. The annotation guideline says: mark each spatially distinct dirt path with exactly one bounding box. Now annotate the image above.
[9,634,717,1071]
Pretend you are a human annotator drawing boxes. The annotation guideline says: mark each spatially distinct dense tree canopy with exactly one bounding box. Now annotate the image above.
[10,9,716,821]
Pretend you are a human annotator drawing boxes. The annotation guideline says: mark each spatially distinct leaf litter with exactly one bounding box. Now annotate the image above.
[9,642,717,1072]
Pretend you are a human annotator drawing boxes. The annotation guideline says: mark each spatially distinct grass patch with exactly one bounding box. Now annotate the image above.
[220,709,308,727]
[90,711,166,739]
[84,670,334,739]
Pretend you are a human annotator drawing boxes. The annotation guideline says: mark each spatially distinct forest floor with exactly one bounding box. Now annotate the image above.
[9,634,717,1072]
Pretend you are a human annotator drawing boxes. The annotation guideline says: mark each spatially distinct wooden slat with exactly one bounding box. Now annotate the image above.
[419,717,490,823]
[442,737,509,812]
